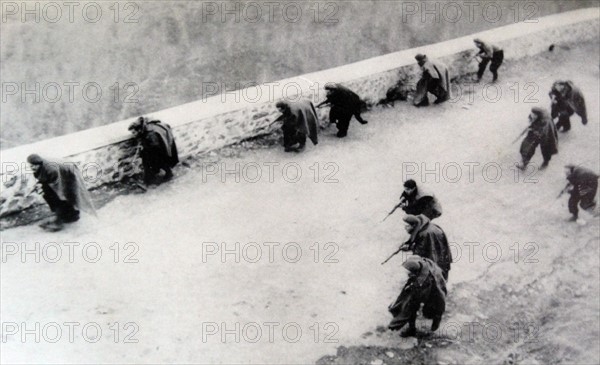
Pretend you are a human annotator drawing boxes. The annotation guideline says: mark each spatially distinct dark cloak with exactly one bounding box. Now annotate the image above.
[388,256,447,330]
[404,214,452,279]
[520,108,558,161]
[400,186,442,219]
[143,120,179,168]
[550,80,588,125]
[30,156,96,215]
[413,58,451,105]
[280,100,319,145]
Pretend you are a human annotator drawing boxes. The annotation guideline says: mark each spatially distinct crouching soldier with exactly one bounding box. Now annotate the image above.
[316,83,368,138]
[400,214,452,280]
[413,54,451,106]
[518,107,558,170]
[128,116,179,185]
[388,255,447,337]
[561,165,599,222]
[399,179,442,220]
[27,154,96,232]
[473,38,504,82]
[549,80,588,132]
[275,100,319,152]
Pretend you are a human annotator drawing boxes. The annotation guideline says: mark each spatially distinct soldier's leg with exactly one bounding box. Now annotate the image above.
[559,113,571,132]
[477,58,490,81]
[519,151,534,170]
[329,107,340,125]
[295,133,306,152]
[568,191,581,220]
[41,185,61,213]
[336,113,352,138]
[163,167,173,180]
[429,80,448,104]
[400,313,418,337]
[353,111,368,124]
[541,150,552,169]
[141,152,159,184]
[489,51,504,81]
[579,181,598,212]
[413,78,430,106]
[282,126,296,152]
[59,203,80,223]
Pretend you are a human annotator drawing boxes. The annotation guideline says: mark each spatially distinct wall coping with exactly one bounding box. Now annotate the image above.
[1,7,598,166]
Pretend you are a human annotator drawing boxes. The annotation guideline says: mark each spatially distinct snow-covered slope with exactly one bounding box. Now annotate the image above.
[1,42,598,364]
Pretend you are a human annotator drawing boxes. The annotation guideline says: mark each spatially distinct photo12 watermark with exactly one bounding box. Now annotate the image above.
[401,161,540,184]
[1,81,140,104]
[201,321,339,344]
[1,321,140,344]
[400,1,539,24]
[194,1,338,24]
[1,241,140,264]
[437,320,540,344]
[201,241,340,264]
[199,161,340,184]
[1,2,141,24]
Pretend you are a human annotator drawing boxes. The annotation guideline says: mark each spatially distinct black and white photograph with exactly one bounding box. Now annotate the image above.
[1,1,599,364]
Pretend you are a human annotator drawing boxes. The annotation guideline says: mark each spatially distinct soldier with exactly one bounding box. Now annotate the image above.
[316,83,368,138]
[400,214,452,280]
[27,154,96,232]
[562,165,599,222]
[399,179,442,220]
[518,107,558,170]
[473,38,504,82]
[549,80,588,132]
[128,116,179,185]
[413,54,450,107]
[388,255,447,337]
[275,100,319,152]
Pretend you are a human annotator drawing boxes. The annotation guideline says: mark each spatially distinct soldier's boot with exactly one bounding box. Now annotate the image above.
[517,160,529,171]
[42,217,64,232]
[163,168,173,181]
[400,320,417,337]
[355,114,368,125]
[431,316,442,331]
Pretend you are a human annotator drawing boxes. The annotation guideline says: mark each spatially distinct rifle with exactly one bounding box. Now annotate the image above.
[557,183,571,199]
[511,126,530,144]
[25,183,41,197]
[381,199,406,222]
[467,52,482,63]
[381,243,410,265]
[316,100,330,109]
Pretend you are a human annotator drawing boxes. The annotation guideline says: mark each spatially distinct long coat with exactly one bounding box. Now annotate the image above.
[550,81,588,125]
[33,158,96,214]
[405,214,452,279]
[281,100,319,145]
[413,59,451,105]
[141,120,179,169]
[389,256,447,330]
[520,110,558,161]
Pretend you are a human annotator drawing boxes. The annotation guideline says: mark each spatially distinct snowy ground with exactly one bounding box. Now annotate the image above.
[1,42,599,364]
